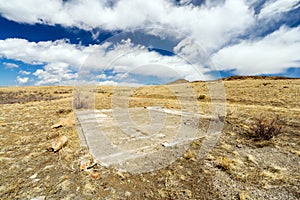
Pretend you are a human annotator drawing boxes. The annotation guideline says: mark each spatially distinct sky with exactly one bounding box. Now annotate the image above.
[0,0,299,86]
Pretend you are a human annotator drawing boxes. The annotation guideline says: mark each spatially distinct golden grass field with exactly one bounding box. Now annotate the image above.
[0,77,299,199]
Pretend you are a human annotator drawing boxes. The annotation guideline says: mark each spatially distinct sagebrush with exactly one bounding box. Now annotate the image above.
[249,116,282,140]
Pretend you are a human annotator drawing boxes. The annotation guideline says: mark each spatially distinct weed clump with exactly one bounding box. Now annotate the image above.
[249,116,282,141]
[216,156,233,172]
[262,82,271,86]
[73,90,93,109]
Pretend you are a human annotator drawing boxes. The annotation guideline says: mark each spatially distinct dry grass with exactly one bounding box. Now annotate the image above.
[216,156,233,172]
[0,78,299,199]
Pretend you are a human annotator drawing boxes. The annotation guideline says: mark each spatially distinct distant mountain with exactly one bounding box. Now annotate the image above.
[166,76,298,85]
[221,75,298,81]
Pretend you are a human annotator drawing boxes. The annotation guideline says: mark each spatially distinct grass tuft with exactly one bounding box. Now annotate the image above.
[216,156,233,172]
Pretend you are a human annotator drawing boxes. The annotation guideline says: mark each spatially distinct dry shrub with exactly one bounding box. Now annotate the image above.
[216,156,233,172]
[56,108,72,115]
[73,92,90,109]
[73,87,95,109]
[249,116,282,141]
[0,90,60,104]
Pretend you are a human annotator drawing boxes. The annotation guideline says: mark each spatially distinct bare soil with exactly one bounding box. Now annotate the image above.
[0,78,299,199]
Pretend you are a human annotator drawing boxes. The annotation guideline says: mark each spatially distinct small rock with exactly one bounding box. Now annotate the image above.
[125,191,131,197]
[30,196,45,200]
[51,113,74,129]
[91,171,100,179]
[156,134,166,138]
[236,144,243,148]
[116,171,125,179]
[29,173,38,179]
[246,154,257,165]
[47,135,68,152]
[179,175,186,180]
[51,123,62,129]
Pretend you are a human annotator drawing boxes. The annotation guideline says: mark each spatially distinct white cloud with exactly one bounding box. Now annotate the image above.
[4,23,299,86]
[19,70,31,75]
[0,0,72,25]
[96,74,107,79]
[259,0,300,19]
[3,62,19,69]
[33,62,77,85]
[0,37,210,84]
[0,38,89,66]
[98,80,118,86]
[17,76,29,84]
[204,0,226,7]
[89,39,211,81]
[212,26,300,75]
[0,0,255,51]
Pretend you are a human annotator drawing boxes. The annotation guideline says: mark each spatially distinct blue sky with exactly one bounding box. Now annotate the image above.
[0,0,299,86]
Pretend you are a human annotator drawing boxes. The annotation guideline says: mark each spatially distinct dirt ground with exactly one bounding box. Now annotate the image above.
[0,77,299,199]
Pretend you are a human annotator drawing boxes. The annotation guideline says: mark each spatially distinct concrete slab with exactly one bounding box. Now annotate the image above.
[76,107,217,174]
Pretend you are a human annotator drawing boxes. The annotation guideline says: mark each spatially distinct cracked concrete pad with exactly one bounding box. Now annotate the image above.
[76,107,217,174]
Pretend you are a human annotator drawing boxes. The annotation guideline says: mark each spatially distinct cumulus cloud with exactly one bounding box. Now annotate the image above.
[33,62,78,85]
[0,37,213,84]
[19,70,31,75]
[96,74,107,79]
[212,26,300,75]
[17,76,29,84]
[3,62,19,69]
[0,0,255,51]
[0,38,90,66]
[83,38,212,81]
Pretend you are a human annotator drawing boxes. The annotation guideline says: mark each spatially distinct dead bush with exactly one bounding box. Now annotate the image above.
[249,116,282,141]
[73,92,91,109]
[56,108,72,115]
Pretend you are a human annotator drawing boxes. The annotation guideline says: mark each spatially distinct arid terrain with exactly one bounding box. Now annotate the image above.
[0,77,299,199]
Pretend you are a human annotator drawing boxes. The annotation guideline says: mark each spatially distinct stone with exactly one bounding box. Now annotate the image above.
[125,191,131,197]
[30,196,45,200]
